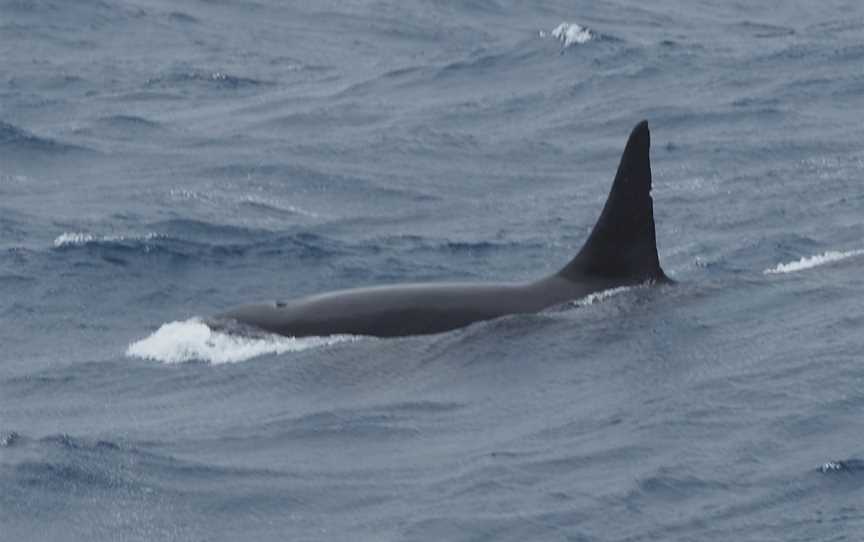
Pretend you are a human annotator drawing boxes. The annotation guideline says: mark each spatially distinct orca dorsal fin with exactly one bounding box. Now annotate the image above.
[559,120,667,282]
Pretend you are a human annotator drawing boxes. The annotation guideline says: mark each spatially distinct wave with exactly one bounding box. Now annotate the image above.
[3,431,291,500]
[0,121,90,154]
[1,430,20,447]
[126,319,358,364]
[819,459,864,474]
[0,173,29,184]
[574,286,633,307]
[730,21,795,39]
[167,10,198,24]
[239,195,320,218]
[159,187,323,220]
[53,231,162,248]
[540,22,595,48]
[144,70,271,91]
[634,471,729,499]
[49,225,351,264]
[763,249,864,275]
[94,114,162,131]
[394,237,531,255]
[0,274,36,285]
[147,218,264,242]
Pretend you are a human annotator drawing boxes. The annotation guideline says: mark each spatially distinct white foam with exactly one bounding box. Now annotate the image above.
[53,232,160,248]
[820,461,843,473]
[549,22,594,48]
[53,232,96,247]
[126,319,357,364]
[167,188,206,201]
[763,249,864,275]
[575,286,632,307]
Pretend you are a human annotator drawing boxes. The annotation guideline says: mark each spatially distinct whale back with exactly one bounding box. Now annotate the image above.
[215,120,669,339]
[559,121,667,283]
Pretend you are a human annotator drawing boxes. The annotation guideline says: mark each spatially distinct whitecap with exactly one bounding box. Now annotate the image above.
[53,231,161,248]
[820,461,844,473]
[819,459,864,473]
[574,286,632,307]
[548,22,594,48]
[126,318,357,364]
[53,232,96,247]
[763,249,864,275]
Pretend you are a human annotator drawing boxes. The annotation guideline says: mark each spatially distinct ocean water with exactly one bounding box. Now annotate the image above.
[2,0,864,540]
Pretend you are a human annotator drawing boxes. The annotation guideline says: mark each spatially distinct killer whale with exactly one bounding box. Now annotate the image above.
[215,120,667,338]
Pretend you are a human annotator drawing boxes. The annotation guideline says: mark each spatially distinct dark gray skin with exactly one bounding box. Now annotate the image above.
[218,275,616,338]
[215,120,668,338]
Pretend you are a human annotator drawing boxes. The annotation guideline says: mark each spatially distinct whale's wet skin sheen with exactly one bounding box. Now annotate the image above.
[220,277,594,338]
[216,121,667,338]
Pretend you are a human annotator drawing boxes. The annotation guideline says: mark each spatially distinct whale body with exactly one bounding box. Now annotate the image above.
[215,120,667,338]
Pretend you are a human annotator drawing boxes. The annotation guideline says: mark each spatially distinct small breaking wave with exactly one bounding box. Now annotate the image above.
[819,459,864,474]
[574,286,632,307]
[145,70,270,90]
[53,226,350,262]
[540,22,595,48]
[1,430,21,447]
[53,231,161,248]
[126,319,357,364]
[763,249,864,275]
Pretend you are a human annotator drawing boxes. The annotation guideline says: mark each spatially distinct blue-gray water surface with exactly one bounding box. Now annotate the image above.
[2,1,864,540]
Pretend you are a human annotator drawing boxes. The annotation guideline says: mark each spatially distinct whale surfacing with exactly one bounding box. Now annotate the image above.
[215,120,667,338]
